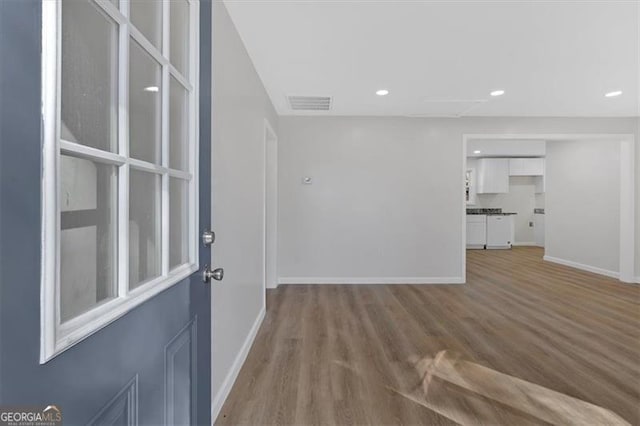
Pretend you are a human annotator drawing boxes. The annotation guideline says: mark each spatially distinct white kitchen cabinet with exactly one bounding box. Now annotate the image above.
[476,158,509,193]
[486,215,514,249]
[509,158,544,176]
[466,215,486,249]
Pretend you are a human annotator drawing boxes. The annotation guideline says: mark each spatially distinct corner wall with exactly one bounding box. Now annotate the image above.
[211,1,278,419]
[545,140,621,275]
[636,118,640,282]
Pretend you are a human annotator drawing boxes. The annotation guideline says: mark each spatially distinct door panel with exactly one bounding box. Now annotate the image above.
[87,376,138,426]
[0,1,212,424]
[165,319,197,426]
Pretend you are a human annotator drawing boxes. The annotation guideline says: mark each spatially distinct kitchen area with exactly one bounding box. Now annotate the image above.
[466,140,546,250]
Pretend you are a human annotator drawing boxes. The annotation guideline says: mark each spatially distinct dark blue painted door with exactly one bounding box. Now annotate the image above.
[0,1,212,424]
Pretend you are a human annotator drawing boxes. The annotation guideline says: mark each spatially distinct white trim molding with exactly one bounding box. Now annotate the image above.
[512,242,537,247]
[211,306,266,422]
[40,0,59,364]
[618,138,635,283]
[263,118,279,294]
[543,255,619,280]
[278,277,466,285]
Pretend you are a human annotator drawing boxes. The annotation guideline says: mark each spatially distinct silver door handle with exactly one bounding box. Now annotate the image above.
[203,265,224,283]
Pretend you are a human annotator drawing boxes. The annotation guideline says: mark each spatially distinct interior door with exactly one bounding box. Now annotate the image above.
[0,0,212,424]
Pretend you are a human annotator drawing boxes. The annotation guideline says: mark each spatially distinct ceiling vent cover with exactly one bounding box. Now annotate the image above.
[287,95,332,111]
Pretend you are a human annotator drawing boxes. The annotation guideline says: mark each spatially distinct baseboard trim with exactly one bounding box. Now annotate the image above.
[211,306,266,422]
[543,255,619,279]
[466,244,485,250]
[635,276,640,284]
[512,242,537,246]
[278,277,465,285]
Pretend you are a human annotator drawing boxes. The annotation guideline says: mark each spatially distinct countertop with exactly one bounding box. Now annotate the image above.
[467,208,517,216]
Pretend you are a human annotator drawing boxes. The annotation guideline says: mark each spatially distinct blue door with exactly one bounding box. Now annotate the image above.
[0,0,213,424]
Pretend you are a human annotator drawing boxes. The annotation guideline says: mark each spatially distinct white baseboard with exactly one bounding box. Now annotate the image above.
[211,306,266,422]
[543,255,619,279]
[278,277,465,285]
[466,244,485,249]
[512,242,537,246]
[635,276,640,284]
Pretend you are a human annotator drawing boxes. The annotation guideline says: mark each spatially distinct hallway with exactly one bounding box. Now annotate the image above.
[217,248,639,425]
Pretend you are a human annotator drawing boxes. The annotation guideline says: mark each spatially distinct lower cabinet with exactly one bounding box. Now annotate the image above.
[466,215,487,249]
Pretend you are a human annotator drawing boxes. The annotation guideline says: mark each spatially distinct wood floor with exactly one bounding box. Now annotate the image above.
[216,248,640,425]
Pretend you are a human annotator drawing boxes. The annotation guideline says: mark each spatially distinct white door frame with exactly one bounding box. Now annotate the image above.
[263,119,279,293]
[462,133,636,283]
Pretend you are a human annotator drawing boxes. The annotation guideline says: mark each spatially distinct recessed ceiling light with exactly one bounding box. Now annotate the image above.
[144,86,159,92]
[490,90,505,97]
[605,90,622,97]
[376,89,389,96]
[473,150,482,154]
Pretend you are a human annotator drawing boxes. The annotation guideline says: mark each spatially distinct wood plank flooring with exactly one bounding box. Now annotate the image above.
[216,247,640,425]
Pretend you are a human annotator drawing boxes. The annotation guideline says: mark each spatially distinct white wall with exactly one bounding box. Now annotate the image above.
[636,118,640,282]
[211,1,278,417]
[545,140,620,274]
[278,118,463,283]
[278,116,639,283]
[474,176,537,244]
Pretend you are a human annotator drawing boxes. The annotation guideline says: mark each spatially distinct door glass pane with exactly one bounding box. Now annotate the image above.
[61,1,118,152]
[130,39,162,164]
[60,156,117,322]
[169,77,188,171]
[130,0,162,49]
[129,170,161,288]
[170,178,189,269]
[170,0,189,75]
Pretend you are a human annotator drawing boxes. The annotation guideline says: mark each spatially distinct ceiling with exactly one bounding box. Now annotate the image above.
[223,0,639,117]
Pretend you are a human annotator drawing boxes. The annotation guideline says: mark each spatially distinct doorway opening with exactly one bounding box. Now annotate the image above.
[264,120,278,294]
[462,134,635,283]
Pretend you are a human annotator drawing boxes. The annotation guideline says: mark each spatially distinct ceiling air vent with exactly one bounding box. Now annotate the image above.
[287,95,332,111]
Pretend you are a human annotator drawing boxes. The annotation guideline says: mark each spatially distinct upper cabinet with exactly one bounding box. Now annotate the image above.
[509,158,544,176]
[472,157,546,195]
[477,158,509,193]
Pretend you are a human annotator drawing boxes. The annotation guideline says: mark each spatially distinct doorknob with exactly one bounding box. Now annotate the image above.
[203,265,224,283]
